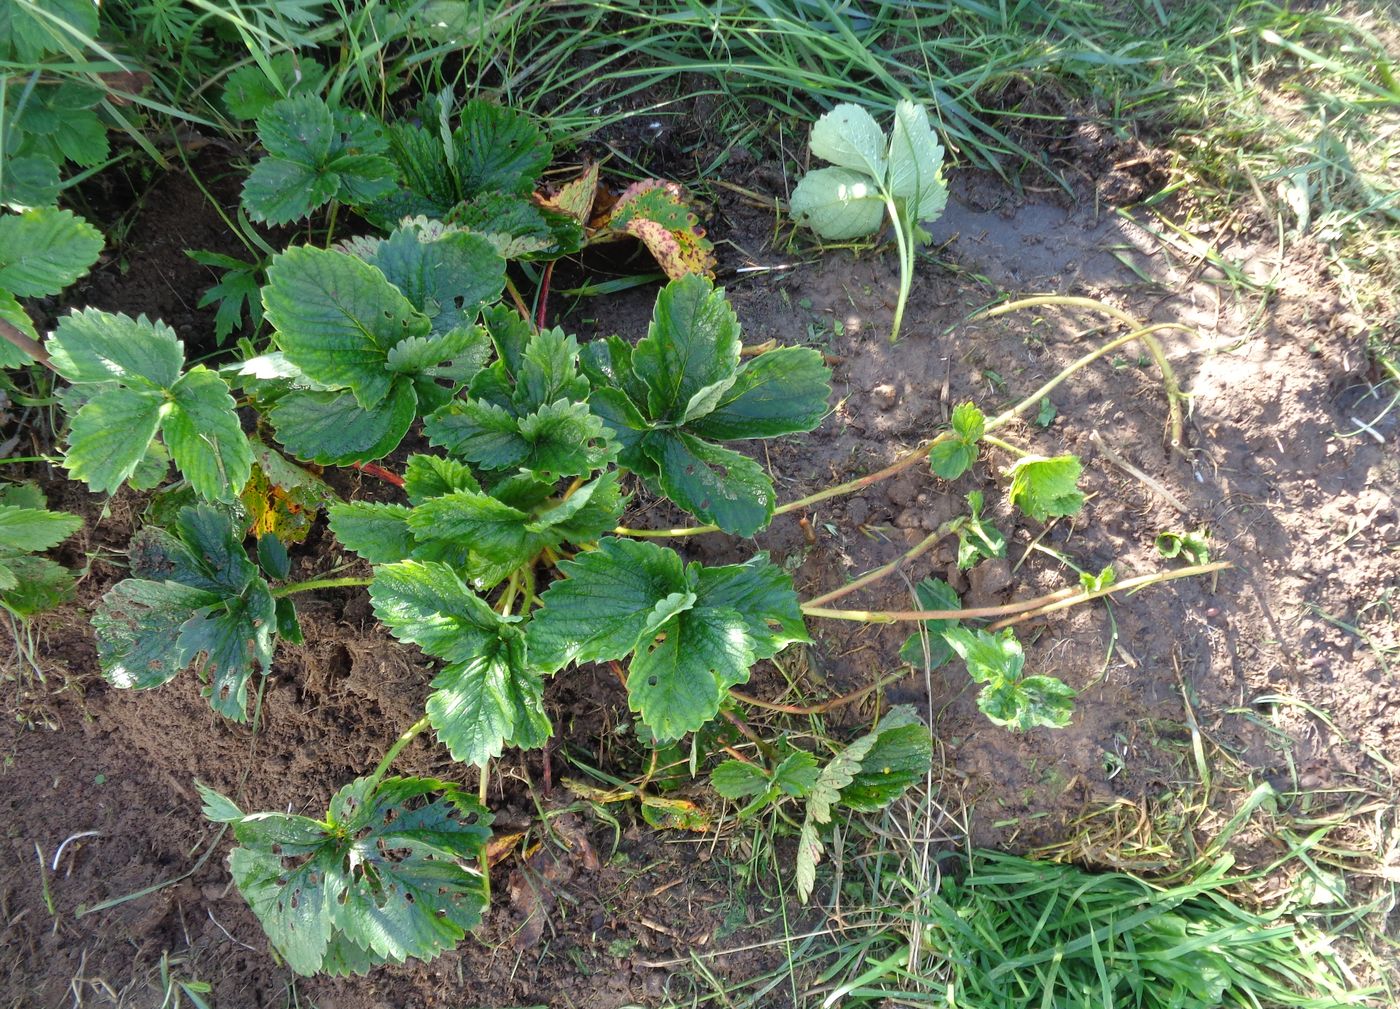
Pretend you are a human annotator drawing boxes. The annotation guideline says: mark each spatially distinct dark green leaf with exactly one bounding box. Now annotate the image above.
[516,327,590,411]
[328,502,415,564]
[686,347,830,441]
[93,579,218,690]
[898,578,960,669]
[646,431,774,537]
[369,225,505,336]
[222,54,327,121]
[711,760,769,800]
[258,532,290,581]
[177,581,277,721]
[632,274,740,423]
[629,606,753,741]
[841,721,933,811]
[403,454,481,503]
[691,553,808,659]
[450,99,551,197]
[268,382,417,465]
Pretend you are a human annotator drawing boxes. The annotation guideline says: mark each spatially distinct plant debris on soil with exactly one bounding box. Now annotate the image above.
[3,123,1398,1008]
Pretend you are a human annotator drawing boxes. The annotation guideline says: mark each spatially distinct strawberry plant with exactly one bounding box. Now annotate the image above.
[789,100,948,342]
[0,482,82,617]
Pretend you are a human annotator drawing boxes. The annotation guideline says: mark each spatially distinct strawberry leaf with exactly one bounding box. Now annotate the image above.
[0,207,103,297]
[1006,454,1085,522]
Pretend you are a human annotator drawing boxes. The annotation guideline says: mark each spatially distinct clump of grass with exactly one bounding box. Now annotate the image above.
[924,849,1372,1008]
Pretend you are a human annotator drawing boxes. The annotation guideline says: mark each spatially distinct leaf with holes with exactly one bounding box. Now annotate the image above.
[527,537,807,741]
[585,275,830,535]
[242,95,397,226]
[91,505,281,721]
[200,774,491,976]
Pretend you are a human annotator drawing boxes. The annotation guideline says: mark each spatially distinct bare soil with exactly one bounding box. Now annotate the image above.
[2,144,1396,1008]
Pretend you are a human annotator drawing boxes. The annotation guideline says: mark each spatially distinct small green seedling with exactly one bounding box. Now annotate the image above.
[710,746,820,820]
[1157,528,1210,565]
[929,401,984,480]
[789,100,948,342]
[951,490,1006,569]
[944,626,1075,731]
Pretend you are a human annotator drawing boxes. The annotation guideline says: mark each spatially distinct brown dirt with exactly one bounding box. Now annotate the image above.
[3,149,1397,1007]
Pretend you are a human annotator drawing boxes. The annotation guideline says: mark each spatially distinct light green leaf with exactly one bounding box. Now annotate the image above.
[0,290,35,367]
[944,625,1024,684]
[64,387,165,495]
[406,490,536,567]
[929,438,977,480]
[403,453,481,503]
[789,166,887,240]
[686,347,831,441]
[632,274,741,424]
[645,431,774,537]
[385,326,489,376]
[0,207,103,297]
[977,674,1076,730]
[163,367,253,502]
[47,308,184,388]
[370,561,549,766]
[263,245,429,408]
[1006,454,1085,522]
[526,537,688,673]
[629,606,754,741]
[711,760,769,800]
[809,103,888,181]
[772,750,821,797]
[328,502,415,563]
[951,401,984,443]
[516,326,590,412]
[222,54,327,121]
[886,100,948,222]
[0,504,81,553]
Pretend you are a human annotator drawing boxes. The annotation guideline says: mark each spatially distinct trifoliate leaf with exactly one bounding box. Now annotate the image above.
[954,490,1006,569]
[898,578,961,669]
[944,625,1024,685]
[944,626,1075,731]
[788,166,887,241]
[1006,454,1085,522]
[371,561,551,766]
[686,347,831,441]
[243,95,397,225]
[517,327,591,412]
[209,776,492,976]
[0,207,103,297]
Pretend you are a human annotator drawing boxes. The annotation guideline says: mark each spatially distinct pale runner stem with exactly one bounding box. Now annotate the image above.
[886,196,914,344]
[982,433,1032,458]
[611,319,1190,539]
[803,525,948,608]
[367,714,433,788]
[271,576,374,598]
[982,296,1191,451]
[802,561,1230,623]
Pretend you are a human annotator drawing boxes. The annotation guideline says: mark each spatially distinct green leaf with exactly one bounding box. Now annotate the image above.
[0,555,76,616]
[64,387,165,495]
[929,438,977,480]
[588,387,653,475]
[1035,397,1057,427]
[178,581,277,721]
[517,327,590,412]
[452,191,583,260]
[0,154,61,210]
[632,274,741,423]
[450,99,551,197]
[886,100,948,222]
[0,504,81,553]
[385,326,489,376]
[268,383,417,465]
[427,398,614,479]
[1157,529,1210,566]
[0,290,35,366]
[526,537,688,673]
[954,491,1005,569]
[788,166,887,240]
[951,401,984,443]
[809,103,888,181]
[1079,566,1116,592]
[646,431,774,538]
[403,453,481,503]
[944,626,1024,684]
[47,308,183,388]
[0,207,103,297]
[898,578,961,669]
[772,750,821,797]
[978,674,1076,730]
[406,490,535,567]
[629,605,753,741]
[328,502,415,564]
[371,561,549,766]
[264,246,429,408]
[369,224,505,337]
[212,776,492,976]
[841,720,933,811]
[691,553,808,659]
[686,347,831,441]
[163,367,252,503]
[93,579,219,690]
[222,54,327,121]
[1007,454,1085,522]
[243,95,396,225]
[711,760,769,800]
